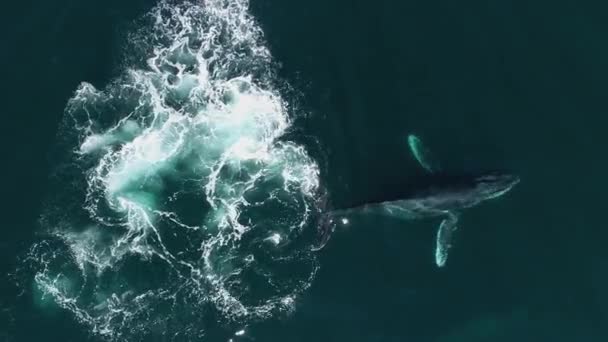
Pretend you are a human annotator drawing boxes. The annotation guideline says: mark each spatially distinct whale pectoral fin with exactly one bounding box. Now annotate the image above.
[407,134,441,173]
[435,213,459,267]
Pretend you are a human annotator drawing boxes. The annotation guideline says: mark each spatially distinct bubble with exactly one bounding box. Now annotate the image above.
[27,1,322,340]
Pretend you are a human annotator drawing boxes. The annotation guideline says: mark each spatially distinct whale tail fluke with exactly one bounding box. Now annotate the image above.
[311,188,337,251]
[311,212,335,251]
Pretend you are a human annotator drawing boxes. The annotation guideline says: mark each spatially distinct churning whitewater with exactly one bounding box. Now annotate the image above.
[27,0,321,340]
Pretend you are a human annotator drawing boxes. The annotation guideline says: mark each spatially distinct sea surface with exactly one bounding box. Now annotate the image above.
[2,0,608,341]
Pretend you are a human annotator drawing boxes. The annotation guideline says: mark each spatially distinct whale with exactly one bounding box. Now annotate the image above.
[315,134,520,267]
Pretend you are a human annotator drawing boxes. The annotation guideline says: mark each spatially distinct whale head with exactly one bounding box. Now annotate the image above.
[473,170,520,201]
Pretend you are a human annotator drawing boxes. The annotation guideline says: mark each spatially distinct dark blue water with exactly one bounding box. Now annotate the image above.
[2,0,608,341]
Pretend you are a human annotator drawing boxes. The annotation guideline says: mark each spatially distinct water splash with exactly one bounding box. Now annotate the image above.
[26,1,321,340]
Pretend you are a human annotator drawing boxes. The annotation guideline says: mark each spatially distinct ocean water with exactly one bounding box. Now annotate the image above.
[2,0,608,341]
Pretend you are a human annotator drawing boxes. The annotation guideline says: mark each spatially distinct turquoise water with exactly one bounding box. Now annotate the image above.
[2,0,608,341]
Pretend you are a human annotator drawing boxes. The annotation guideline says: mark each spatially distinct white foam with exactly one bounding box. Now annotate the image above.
[265,233,282,245]
[31,0,321,340]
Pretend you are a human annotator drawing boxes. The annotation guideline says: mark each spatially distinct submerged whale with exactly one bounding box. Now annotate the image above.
[315,134,520,267]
